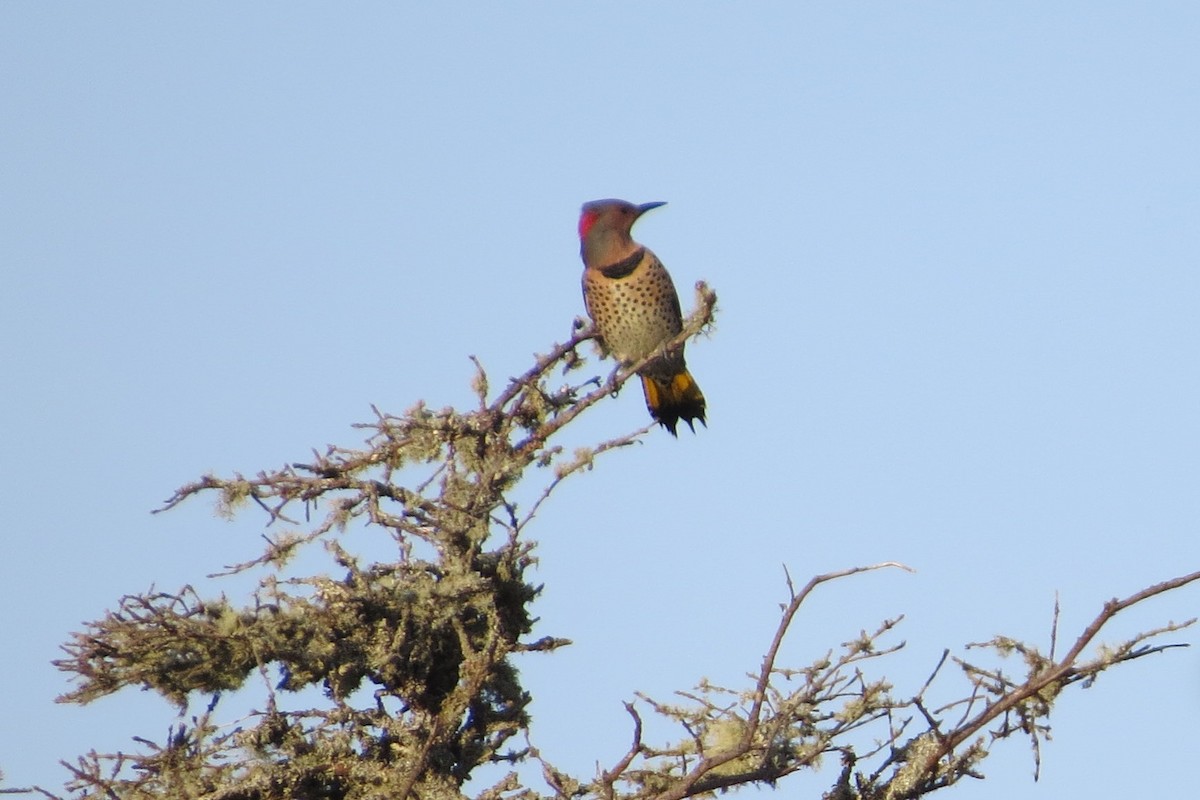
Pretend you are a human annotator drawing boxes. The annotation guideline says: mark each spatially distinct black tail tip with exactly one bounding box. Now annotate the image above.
[655,409,707,437]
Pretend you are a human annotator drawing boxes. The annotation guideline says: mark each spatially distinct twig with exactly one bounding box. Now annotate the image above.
[916,570,1200,785]
[599,703,645,799]
[651,561,913,800]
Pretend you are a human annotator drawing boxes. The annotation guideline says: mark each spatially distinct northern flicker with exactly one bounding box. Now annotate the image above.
[578,199,706,435]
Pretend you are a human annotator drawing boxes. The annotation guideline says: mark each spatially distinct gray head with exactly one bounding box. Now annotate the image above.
[578,199,666,265]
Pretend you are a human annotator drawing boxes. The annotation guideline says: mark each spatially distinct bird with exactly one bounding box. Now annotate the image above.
[577,199,706,435]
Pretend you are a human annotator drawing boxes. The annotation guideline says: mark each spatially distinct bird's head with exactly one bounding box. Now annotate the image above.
[578,199,666,265]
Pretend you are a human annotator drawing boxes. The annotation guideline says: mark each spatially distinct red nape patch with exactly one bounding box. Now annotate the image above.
[578,209,600,240]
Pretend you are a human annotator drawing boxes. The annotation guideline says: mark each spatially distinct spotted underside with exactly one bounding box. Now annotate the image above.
[583,247,686,378]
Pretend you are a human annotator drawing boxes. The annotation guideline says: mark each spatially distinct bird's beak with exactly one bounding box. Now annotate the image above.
[636,201,667,216]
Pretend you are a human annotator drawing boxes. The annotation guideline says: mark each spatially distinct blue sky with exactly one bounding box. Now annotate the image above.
[2,3,1198,796]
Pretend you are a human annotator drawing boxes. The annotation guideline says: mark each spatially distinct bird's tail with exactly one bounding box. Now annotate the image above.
[640,371,707,436]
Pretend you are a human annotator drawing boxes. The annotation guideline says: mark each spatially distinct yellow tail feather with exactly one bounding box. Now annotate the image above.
[640,371,706,436]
